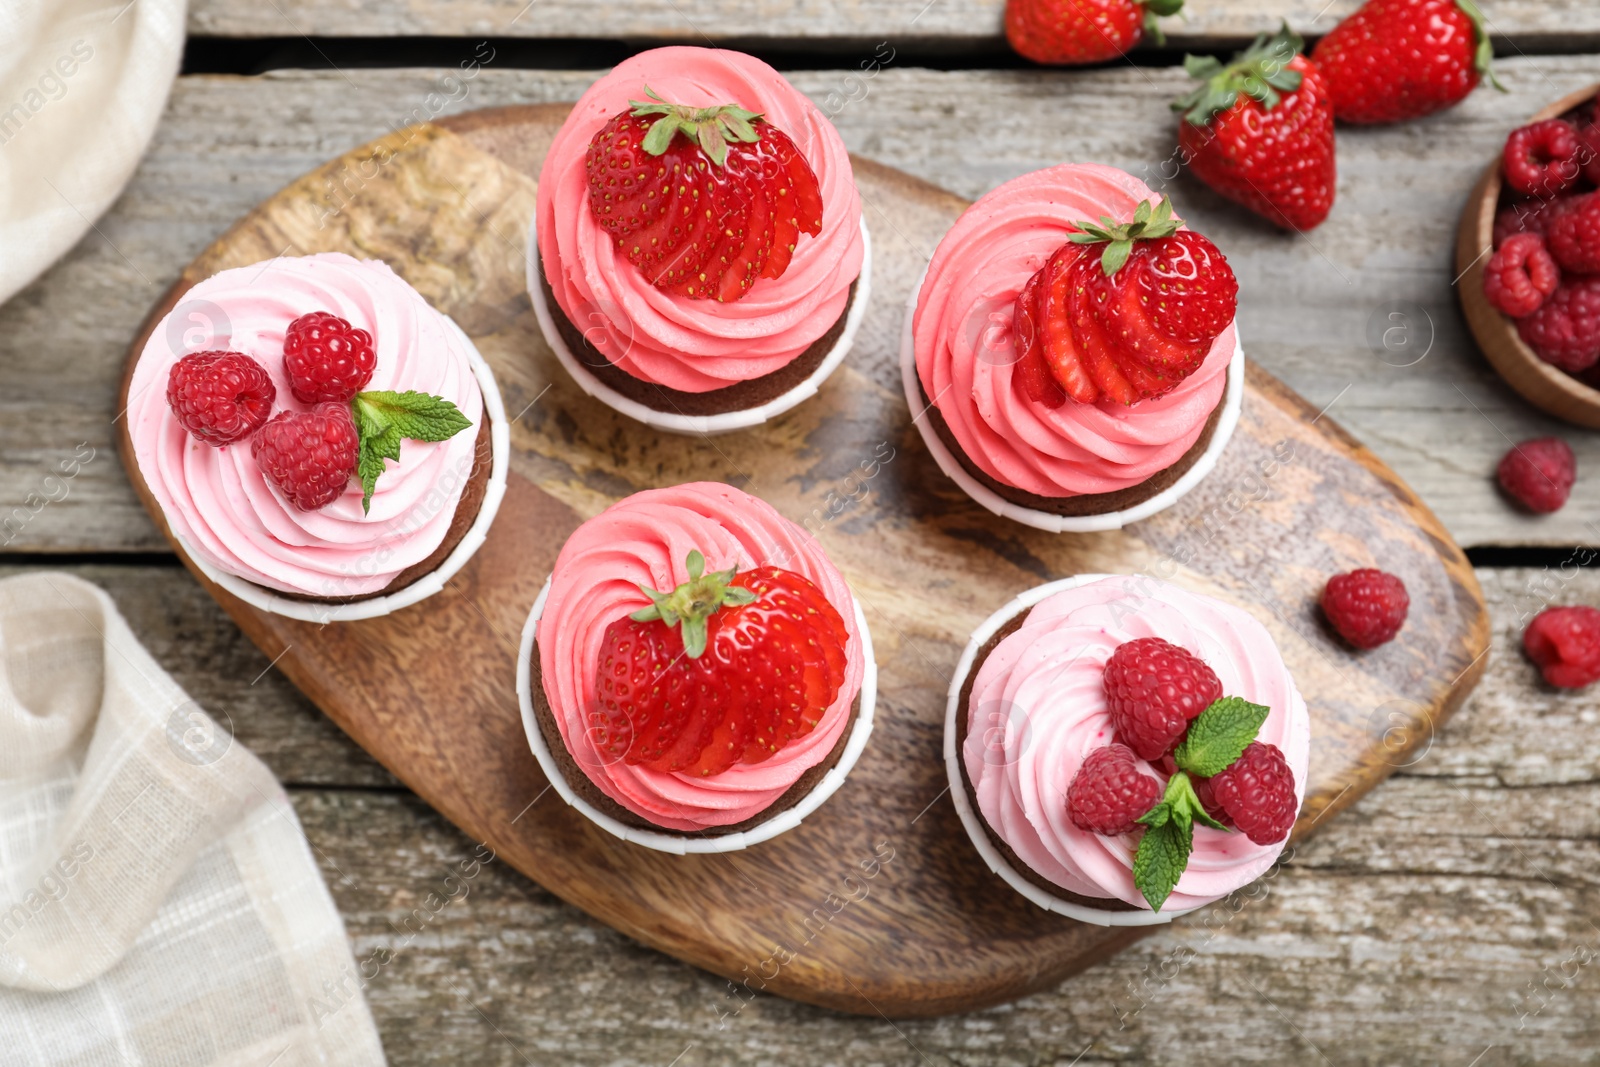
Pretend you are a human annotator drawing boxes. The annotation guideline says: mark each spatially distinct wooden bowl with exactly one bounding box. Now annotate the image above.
[1456,82,1600,429]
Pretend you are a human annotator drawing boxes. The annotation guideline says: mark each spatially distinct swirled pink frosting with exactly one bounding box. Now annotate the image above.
[128,253,485,598]
[914,163,1236,497]
[964,576,1310,911]
[537,46,865,393]
[537,482,866,831]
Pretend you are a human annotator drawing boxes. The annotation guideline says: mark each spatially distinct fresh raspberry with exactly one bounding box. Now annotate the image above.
[1103,637,1224,761]
[1206,741,1298,845]
[1496,437,1576,513]
[165,351,276,446]
[1483,233,1560,318]
[1546,195,1600,275]
[1517,276,1600,373]
[1066,743,1163,836]
[1578,114,1600,185]
[283,312,376,404]
[1524,606,1600,689]
[1322,568,1410,649]
[1503,120,1582,198]
[1493,194,1589,248]
[250,402,359,511]
[1189,772,1232,828]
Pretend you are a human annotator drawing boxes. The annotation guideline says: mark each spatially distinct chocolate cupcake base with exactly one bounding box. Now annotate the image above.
[900,287,1246,533]
[944,575,1200,926]
[186,319,511,624]
[516,578,879,854]
[527,216,872,436]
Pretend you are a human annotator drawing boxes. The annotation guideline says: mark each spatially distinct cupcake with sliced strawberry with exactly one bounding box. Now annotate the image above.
[905,164,1244,532]
[946,574,1310,923]
[125,252,507,621]
[531,46,869,435]
[516,482,876,851]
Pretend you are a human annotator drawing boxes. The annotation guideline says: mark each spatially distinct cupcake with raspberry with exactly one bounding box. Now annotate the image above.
[947,574,1310,924]
[125,252,507,622]
[904,165,1244,532]
[516,482,876,852]
[531,46,870,435]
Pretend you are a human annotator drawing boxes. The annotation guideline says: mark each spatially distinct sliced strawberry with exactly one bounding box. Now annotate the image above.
[1012,266,1067,407]
[719,172,774,301]
[1040,246,1099,403]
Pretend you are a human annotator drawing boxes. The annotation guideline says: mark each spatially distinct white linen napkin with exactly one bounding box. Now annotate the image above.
[0,0,186,306]
[0,572,386,1067]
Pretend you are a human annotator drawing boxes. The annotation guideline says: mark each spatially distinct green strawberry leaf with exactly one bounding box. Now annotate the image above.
[350,390,473,513]
[1174,696,1270,778]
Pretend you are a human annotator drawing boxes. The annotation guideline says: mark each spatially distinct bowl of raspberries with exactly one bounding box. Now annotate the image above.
[1457,82,1600,429]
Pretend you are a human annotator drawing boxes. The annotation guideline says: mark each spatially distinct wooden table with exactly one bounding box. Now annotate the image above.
[4,3,1598,1062]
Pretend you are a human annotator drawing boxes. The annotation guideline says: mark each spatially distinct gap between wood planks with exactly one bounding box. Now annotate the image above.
[179,34,1599,78]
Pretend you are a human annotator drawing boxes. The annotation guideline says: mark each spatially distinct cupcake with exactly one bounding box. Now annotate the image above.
[126,252,508,622]
[515,482,877,853]
[530,46,871,435]
[904,164,1245,532]
[946,574,1310,925]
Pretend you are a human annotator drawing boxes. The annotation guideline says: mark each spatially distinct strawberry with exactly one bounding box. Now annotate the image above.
[1004,0,1184,66]
[591,551,850,777]
[584,88,823,303]
[1174,27,1338,231]
[1011,197,1238,406]
[1310,0,1500,125]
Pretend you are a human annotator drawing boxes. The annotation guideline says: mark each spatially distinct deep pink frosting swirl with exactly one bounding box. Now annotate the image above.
[128,253,484,598]
[913,163,1235,497]
[537,482,866,831]
[537,46,865,393]
[963,576,1310,911]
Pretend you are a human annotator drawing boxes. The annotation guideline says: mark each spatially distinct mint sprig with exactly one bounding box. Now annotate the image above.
[351,390,472,512]
[1130,695,1273,911]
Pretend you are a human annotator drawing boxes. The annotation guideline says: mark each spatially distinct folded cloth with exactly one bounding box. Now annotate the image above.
[0,0,185,306]
[0,573,386,1066]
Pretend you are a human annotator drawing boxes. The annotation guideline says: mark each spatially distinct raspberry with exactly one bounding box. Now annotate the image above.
[1483,233,1560,318]
[1103,637,1223,761]
[1524,606,1600,689]
[1189,772,1232,828]
[1496,437,1576,513]
[1578,116,1600,186]
[1517,276,1600,373]
[1322,568,1409,649]
[1494,194,1590,248]
[1066,743,1162,836]
[1546,195,1600,275]
[1206,742,1297,845]
[1503,120,1582,198]
[165,351,276,446]
[283,312,376,404]
[250,402,360,511]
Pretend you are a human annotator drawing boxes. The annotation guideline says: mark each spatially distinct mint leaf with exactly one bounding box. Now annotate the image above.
[1133,811,1192,912]
[1174,696,1270,778]
[1168,768,1229,832]
[350,390,473,514]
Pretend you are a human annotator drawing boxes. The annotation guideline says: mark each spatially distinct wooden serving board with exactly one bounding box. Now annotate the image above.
[117,104,1489,1018]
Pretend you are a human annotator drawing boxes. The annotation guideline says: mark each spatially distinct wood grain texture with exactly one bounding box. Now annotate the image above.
[185,0,1600,50]
[113,104,1487,1016]
[1456,81,1600,429]
[6,61,1600,552]
[0,564,1577,1064]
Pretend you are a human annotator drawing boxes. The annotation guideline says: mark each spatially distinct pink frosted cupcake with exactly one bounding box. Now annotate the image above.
[126,252,508,622]
[904,163,1245,532]
[530,46,871,435]
[947,574,1310,924]
[515,482,877,853]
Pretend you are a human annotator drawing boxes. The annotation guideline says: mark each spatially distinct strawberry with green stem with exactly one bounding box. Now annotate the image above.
[1004,0,1186,66]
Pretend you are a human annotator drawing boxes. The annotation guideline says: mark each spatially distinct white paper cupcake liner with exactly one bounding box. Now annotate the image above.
[900,267,1245,533]
[182,316,510,624]
[527,215,872,436]
[944,574,1202,926]
[516,577,878,854]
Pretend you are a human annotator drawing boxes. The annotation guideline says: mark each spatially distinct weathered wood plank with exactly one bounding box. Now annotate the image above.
[185,0,1600,51]
[1,60,1597,552]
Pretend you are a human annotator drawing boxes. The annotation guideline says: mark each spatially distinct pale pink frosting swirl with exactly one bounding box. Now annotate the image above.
[963,576,1310,911]
[537,46,865,393]
[914,163,1236,497]
[128,253,485,598]
[537,482,866,831]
